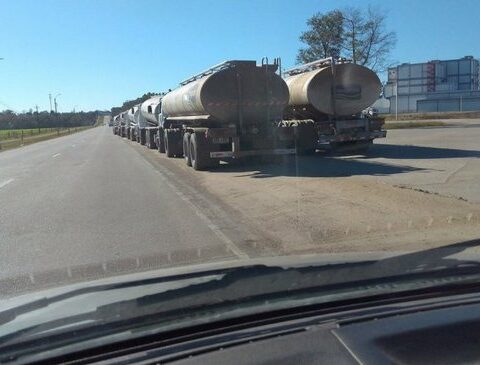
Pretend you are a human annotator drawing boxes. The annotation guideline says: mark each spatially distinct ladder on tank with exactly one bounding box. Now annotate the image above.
[283,57,350,76]
[179,60,256,86]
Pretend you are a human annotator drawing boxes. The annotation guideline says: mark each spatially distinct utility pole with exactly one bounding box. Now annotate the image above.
[49,94,52,113]
[35,105,40,131]
[395,78,398,121]
[54,93,61,113]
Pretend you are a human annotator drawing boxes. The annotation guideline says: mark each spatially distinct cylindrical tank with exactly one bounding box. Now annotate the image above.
[127,106,138,126]
[140,96,162,126]
[285,63,381,116]
[119,112,127,125]
[162,61,289,125]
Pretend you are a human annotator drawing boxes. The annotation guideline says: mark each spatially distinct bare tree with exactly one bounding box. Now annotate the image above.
[297,6,396,72]
[342,6,396,71]
[297,10,344,64]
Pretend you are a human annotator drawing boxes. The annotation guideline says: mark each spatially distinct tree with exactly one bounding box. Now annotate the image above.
[342,6,396,71]
[297,6,396,72]
[111,92,160,116]
[297,10,344,64]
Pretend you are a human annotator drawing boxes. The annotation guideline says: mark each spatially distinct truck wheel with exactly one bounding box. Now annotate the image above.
[164,129,174,157]
[172,130,183,156]
[157,128,165,153]
[190,132,210,171]
[295,123,317,155]
[183,132,192,166]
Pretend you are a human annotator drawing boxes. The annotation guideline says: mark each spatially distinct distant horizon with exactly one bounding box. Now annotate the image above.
[1,0,479,112]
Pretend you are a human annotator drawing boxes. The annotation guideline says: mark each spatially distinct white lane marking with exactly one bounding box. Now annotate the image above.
[0,178,14,189]
[71,144,76,147]
[52,153,61,158]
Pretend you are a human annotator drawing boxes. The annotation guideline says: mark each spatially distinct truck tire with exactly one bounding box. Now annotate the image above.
[164,129,175,157]
[295,123,317,155]
[157,128,165,153]
[164,129,183,157]
[140,130,146,145]
[190,132,210,171]
[183,132,192,166]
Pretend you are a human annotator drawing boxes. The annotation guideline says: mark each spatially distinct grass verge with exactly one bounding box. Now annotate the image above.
[384,121,447,129]
[381,111,480,121]
[0,126,93,152]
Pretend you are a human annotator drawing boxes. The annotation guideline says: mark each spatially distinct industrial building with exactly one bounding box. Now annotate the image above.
[384,56,480,113]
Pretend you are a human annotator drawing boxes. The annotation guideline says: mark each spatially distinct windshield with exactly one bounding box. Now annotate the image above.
[1,0,479,322]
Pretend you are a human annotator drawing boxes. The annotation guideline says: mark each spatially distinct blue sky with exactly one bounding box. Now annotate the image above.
[1,0,479,112]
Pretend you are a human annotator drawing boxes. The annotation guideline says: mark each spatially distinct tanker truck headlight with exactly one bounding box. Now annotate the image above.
[251,127,259,135]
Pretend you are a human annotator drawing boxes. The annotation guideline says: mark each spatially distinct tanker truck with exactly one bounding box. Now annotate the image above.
[118,111,127,138]
[112,114,120,135]
[158,59,297,170]
[126,106,138,141]
[139,95,163,149]
[283,57,386,153]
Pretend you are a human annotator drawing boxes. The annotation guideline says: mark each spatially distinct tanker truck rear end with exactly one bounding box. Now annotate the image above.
[139,95,162,149]
[118,111,127,138]
[126,106,138,141]
[283,58,386,153]
[112,114,120,135]
[159,60,297,170]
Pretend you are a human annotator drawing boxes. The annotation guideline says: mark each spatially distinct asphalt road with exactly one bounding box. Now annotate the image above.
[0,127,251,295]
[356,122,480,203]
[1,122,479,296]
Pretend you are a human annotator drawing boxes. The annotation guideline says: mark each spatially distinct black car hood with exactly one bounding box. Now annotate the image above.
[2,241,480,349]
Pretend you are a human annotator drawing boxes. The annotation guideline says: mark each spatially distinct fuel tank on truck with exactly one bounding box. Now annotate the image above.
[133,104,145,128]
[140,95,162,126]
[161,60,289,125]
[126,106,138,126]
[119,112,127,125]
[285,62,381,117]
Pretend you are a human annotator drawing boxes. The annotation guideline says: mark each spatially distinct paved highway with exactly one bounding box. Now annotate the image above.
[356,122,480,203]
[1,122,480,296]
[0,127,252,295]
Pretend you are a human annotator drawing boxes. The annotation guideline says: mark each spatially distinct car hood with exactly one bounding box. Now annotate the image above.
[2,242,480,348]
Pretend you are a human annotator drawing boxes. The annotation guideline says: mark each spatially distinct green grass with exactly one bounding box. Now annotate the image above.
[381,111,480,121]
[0,126,93,151]
[384,121,447,129]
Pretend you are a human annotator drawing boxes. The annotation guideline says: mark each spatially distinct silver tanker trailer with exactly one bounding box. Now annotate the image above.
[283,57,386,153]
[132,105,144,144]
[139,95,163,149]
[126,106,138,141]
[118,111,127,138]
[112,114,120,135]
[159,59,296,170]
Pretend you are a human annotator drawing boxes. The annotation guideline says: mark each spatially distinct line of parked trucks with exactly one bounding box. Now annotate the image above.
[111,57,386,170]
